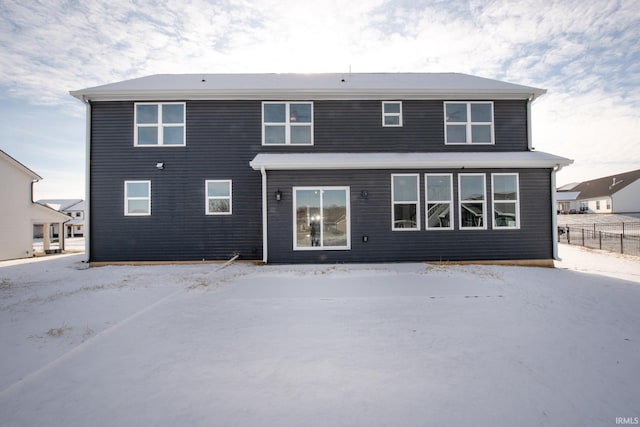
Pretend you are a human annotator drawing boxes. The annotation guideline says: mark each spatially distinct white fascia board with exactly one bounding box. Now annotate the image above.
[250,152,573,171]
[71,89,544,102]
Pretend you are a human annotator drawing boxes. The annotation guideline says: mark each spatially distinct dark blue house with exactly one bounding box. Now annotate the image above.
[71,73,572,265]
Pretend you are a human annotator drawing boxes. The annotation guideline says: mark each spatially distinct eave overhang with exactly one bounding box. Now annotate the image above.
[250,151,573,171]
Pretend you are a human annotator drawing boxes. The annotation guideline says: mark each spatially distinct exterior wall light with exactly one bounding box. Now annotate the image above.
[156,162,164,170]
[275,190,282,201]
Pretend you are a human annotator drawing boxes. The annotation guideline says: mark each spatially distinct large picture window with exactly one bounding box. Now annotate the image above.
[263,102,313,145]
[206,180,232,215]
[444,102,493,144]
[294,187,350,250]
[392,174,420,231]
[492,173,519,229]
[459,174,486,229]
[135,103,185,146]
[124,181,151,216]
[425,174,453,229]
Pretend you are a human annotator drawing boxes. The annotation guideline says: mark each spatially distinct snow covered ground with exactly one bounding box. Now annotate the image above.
[0,246,638,426]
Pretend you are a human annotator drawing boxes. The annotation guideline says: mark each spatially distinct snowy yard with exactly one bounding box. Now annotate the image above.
[1,247,639,426]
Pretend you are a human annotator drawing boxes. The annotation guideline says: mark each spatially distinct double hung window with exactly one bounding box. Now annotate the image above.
[206,180,232,215]
[392,174,420,230]
[124,181,151,216]
[425,174,453,229]
[382,101,402,127]
[459,174,486,229]
[294,187,350,250]
[135,103,185,146]
[444,102,493,144]
[263,102,313,145]
[492,174,519,228]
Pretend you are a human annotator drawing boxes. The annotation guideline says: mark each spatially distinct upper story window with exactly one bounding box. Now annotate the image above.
[206,180,232,215]
[263,102,313,145]
[135,103,185,146]
[124,180,151,216]
[444,102,494,144]
[382,101,402,127]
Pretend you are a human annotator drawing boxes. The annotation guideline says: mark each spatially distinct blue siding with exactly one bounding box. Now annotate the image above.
[89,99,539,262]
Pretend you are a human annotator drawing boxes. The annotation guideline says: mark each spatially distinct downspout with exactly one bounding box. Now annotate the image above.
[260,166,268,264]
[551,165,560,261]
[84,100,91,263]
[527,97,533,151]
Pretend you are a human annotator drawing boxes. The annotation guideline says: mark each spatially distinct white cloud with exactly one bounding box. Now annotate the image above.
[0,0,638,192]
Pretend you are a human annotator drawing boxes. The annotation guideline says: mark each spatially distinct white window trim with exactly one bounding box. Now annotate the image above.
[382,101,403,127]
[205,180,233,215]
[134,102,186,147]
[262,102,314,146]
[391,174,421,231]
[444,101,494,145]
[425,173,454,230]
[124,180,151,216]
[293,186,351,251]
[491,173,520,230]
[458,173,486,230]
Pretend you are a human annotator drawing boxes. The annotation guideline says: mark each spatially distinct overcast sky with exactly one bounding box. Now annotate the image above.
[1,0,638,199]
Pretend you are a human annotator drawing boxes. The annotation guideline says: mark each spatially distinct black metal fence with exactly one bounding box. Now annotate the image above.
[558,223,640,256]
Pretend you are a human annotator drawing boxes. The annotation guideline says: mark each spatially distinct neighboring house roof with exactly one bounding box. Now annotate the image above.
[37,199,83,212]
[569,169,640,200]
[70,73,546,102]
[556,192,580,202]
[251,151,572,171]
[0,149,42,181]
[31,202,70,224]
[557,182,580,191]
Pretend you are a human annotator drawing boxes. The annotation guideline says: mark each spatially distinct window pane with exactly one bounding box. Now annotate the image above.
[136,104,158,124]
[207,181,230,197]
[290,103,311,123]
[322,190,347,247]
[264,103,286,122]
[137,127,158,145]
[162,104,184,124]
[471,125,491,143]
[446,125,466,143]
[493,175,517,200]
[460,176,485,201]
[384,102,400,114]
[494,202,516,227]
[127,199,149,214]
[427,175,451,201]
[208,199,230,213]
[163,126,184,145]
[445,103,467,122]
[393,175,418,202]
[265,125,286,144]
[471,103,492,122]
[127,182,149,197]
[296,190,321,248]
[427,203,451,228]
[393,204,417,229]
[384,116,400,126]
[461,203,483,227]
[290,126,312,144]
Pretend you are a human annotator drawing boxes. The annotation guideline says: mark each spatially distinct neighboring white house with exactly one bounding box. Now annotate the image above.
[557,169,640,214]
[36,199,85,237]
[0,149,70,260]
